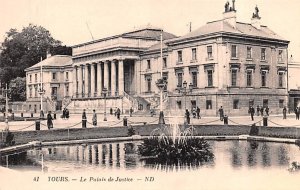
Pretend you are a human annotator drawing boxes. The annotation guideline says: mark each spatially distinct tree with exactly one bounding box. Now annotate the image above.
[0,24,63,84]
[8,77,26,102]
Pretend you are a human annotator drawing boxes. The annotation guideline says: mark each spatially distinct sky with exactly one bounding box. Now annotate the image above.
[0,0,299,61]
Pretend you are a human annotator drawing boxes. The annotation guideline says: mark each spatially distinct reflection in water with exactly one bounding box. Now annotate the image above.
[230,141,242,167]
[247,141,258,167]
[94,145,99,165]
[261,143,271,167]
[1,141,300,173]
[277,145,289,166]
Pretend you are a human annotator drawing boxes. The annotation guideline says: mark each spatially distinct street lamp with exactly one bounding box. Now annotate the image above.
[38,86,45,119]
[156,78,167,125]
[4,84,9,131]
[102,87,108,121]
[179,81,193,123]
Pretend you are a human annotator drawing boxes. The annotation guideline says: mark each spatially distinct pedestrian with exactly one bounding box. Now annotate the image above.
[110,107,113,115]
[117,108,121,120]
[47,111,53,130]
[192,107,196,118]
[130,107,133,117]
[218,106,224,121]
[65,108,70,119]
[248,106,255,121]
[82,109,87,128]
[256,105,260,116]
[40,110,44,119]
[265,106,269,116]
[92,109,97,127]
[185,109,190,124]
[260,107,264,116]
[283,106,287,119]
[196,106,201,119]
[63,108,66,119]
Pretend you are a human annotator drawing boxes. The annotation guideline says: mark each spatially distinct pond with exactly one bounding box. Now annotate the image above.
[1,140,300,189]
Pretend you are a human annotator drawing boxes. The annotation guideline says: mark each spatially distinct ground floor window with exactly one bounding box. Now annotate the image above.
[233,99,239,109]
[177,100,182,109]
[206,100,212,109]
[263,99,268,107]
[177,73,183,87]
[279,99,284,108]
[249,99,254,107]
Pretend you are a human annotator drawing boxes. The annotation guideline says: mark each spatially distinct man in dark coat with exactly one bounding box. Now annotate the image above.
[218,106,224,121]
[248,106,255,121]
[82,109,87,128]
[260,107,264,116]
[47,111,53,130]
[117,108,121,120]
[256,105,260,116]
[265,106,269,116]
[196,106,201,119]
[185,109,190,124]
[283,106,287,119]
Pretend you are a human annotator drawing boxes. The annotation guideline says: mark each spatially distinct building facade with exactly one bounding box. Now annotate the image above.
[25,55,73,113]
[69,2,289,116]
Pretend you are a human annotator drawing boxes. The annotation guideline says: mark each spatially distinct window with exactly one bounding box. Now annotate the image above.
[177,101,182,109]
[261,71,267,87]
[66,84,69,96]
[66,72,69,80]
[35,74,37,82]
[231,69,237,86]
[246,70,253,87]
[206,100,212,109]
[261,48,266,61]
[29,75,32,83]
[263,99,268,107]
[177,73,183,87]
[207,46,213,59]
[162,76,168,91]
[147,78,151,92]
[233,99,239,109]
[192,72,197,87]
[279,99,284,108]
[231,45,237,58]
[207,70,213,87]
[278,50,283,62]
[249,99,254,107]
[34,85,38,97]
[52,72,57,80]
[178,51,183,63]
[147,60,151,70]
[163,57,167,68]
[52,87,58,96]
[192,48,197,61]
[278,72,284,88]
[247,47,252,59]
[29,87,32,98]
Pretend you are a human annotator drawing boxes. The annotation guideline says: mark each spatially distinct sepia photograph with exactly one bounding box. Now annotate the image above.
[0,0,300,189]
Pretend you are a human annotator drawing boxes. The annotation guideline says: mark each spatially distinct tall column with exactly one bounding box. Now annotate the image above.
[118,59,124,96]
[84,64,89,97]
[97,62,102,96]
[111,60,116,96]
[78,65,83,98]
[91,64,95,97]
[104,61,109,90]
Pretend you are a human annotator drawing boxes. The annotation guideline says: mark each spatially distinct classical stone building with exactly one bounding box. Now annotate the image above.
[137,3,289,116]
[25,55,73,113]
[69,2,289,116]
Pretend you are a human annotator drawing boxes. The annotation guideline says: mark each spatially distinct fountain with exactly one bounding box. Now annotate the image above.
[138,121,214,166]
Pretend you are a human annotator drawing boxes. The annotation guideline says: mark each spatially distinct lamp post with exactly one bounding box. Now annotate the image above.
[102,87,108,121]
[156,78,167,125]
[180,81,193,124]
[4,84,9,131]
[38,86,45,119]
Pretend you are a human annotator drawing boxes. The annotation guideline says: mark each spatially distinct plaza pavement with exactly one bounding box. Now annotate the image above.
[1,112,300,132]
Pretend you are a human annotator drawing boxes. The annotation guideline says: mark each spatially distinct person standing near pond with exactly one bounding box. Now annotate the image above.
[92,109,97,127]
[117,108,121,120]
[47,111,53,130]
[256,105,260,116]
[185,109,190,124]
[218,106,224,121]
[265,106,269,116]
[248,106,255,121]
[283,106,287,119]
[260,107,264,116]
[82,109,87,128]
[196,106,201,119]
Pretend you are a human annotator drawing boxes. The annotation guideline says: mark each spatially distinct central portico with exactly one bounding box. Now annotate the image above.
[70,28,177,112]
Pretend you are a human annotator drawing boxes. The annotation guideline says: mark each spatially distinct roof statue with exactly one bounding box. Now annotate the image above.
[224,0,236,13]
[252,5,261,19]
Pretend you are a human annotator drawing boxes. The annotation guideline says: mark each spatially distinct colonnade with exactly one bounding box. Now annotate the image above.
[74,59,124,98]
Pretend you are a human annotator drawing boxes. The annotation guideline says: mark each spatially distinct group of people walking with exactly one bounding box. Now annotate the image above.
[185,106,201,124]
[248,105,270,121]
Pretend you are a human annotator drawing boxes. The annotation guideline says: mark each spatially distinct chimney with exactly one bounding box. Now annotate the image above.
[46,49,51,58]
[251,5,261,30]
[223,0,237,28]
